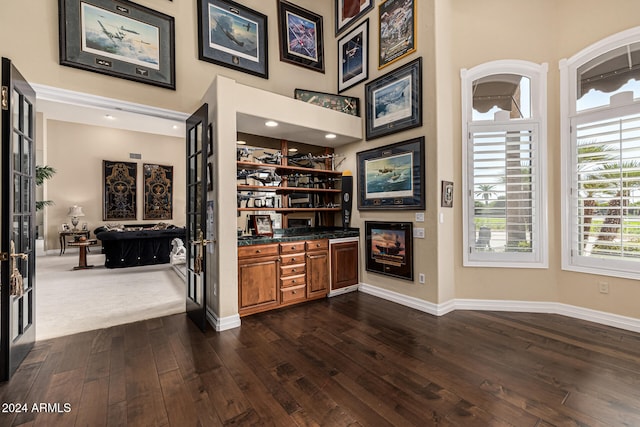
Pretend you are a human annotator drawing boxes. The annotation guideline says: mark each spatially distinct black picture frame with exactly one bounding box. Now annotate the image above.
[103,160,137,221]
[357,136,425,210]
[59,0,176,89]
[294,88,359,116]
[335,0,373,36]
[143,164,173,220]
[197,0,269,79]
[441,180,453,208]
[277,0,324,73]
[365,221,413,281]
[338,19,369,93]
[365,57,422,140]
[378,0,416,69]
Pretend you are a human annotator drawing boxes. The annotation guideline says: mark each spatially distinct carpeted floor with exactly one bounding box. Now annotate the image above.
[35,251,185,341]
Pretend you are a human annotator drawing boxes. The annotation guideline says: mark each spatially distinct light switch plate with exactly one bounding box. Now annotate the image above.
[414,227,425,238]
[415,212,425,222]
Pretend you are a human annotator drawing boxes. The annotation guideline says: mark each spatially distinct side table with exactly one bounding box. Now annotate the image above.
[67,239,98,270]
[59,230,90,255]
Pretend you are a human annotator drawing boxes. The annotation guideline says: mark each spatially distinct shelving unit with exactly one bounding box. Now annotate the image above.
[237,139,342,228]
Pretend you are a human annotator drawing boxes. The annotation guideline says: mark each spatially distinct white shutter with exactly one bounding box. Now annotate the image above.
[467,122,541,264]
[572,112,640,270]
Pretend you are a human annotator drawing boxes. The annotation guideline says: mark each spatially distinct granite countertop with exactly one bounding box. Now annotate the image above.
[237,227,359,246]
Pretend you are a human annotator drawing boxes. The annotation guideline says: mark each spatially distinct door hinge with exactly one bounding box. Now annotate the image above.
[1,86,8,110]
[0,252,8,261]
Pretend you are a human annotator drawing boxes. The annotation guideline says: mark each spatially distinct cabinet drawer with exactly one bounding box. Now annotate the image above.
[281,274,305,288]
[280,263,305,277]
[280,253,305,265]
[306,239,328,251]
[281,285,306,304]
[280,242,305,254]
[238,243,279,258]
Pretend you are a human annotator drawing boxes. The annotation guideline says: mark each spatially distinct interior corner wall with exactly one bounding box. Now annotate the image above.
[447,0,640,319]
[44,120,185,252]
[334,1,439,301]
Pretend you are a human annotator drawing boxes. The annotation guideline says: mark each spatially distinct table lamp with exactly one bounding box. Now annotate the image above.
[67,205,85,230]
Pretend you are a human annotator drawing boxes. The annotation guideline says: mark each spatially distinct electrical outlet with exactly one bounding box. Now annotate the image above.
[599,281,609,294]
[419,273,425,284]
[414,227,425,238]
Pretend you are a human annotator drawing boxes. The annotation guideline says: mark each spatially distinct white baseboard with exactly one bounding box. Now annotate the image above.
[328,284,359,297]
[358,283,640,334]
[206,307,241,331]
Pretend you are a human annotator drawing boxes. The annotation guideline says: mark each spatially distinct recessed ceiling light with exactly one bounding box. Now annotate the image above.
[172,125,179,129]
[105,114,116,120]
[265,120,278,127]
[288,147,298,153]
[325,133,337,139]
[236,140,247,145]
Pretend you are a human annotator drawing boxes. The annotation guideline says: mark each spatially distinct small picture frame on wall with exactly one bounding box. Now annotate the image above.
[277,0,324,73]
[335,0,372,36]
[441,181,454,208]
[196,0,269,79]
[365,221,413,281]
[378,0,416,69]
[338,19,369,93]
[365,57,422,140]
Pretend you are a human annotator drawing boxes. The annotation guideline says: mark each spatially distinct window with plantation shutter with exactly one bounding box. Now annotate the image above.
[561,27,640,279]
[461,60,548,268]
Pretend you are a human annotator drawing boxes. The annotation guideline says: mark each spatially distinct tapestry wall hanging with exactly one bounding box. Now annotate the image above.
[143,163,173,220]
[103,160,137,221]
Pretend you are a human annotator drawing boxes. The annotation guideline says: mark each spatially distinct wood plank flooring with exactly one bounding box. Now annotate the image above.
[1,292,640,426]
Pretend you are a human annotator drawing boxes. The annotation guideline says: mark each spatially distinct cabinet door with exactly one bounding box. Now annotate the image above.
[238,256,279,315]
[330,241,359,289]
[307,250,329,299]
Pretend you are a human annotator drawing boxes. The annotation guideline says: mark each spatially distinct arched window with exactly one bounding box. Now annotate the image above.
[461,60,548,267]
[561,27,640,279]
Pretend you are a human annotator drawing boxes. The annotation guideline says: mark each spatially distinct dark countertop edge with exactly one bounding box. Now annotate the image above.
[237,229,359,246]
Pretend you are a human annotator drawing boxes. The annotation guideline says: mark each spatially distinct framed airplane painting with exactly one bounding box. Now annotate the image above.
[59,0,176,89]
[197,0,269,79]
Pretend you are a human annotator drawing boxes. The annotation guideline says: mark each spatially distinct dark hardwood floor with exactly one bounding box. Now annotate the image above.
[2,292,640,426]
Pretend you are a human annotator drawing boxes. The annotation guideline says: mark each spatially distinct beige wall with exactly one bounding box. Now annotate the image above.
[44,120,185,251]
[0,0,336,115]
[447,0,640,318]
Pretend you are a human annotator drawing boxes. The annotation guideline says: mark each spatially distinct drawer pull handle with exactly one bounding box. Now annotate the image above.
[316,244,320,247]
[292,258,296,262]
[292,290,296,294]
[256,249,261,253]
[292,279,296,283]
[292,269,296,272]
[292,246,296,250]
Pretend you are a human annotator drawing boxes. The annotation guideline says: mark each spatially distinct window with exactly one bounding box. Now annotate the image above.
[561,27,640,279]
[461,61,548,267]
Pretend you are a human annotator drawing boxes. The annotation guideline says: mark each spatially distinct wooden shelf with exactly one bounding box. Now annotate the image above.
[237,185,340,194]
[237,207,341,213]
[237,161,342,176]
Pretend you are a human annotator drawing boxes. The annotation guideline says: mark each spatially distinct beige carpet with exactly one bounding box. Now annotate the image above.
[35,251,185,341]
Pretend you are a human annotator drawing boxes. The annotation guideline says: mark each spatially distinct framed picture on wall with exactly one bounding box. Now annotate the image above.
[335,0,372,36]
[365,57,422,140]
[338,19,369,93]
[357,136,425,210]
[103,160,137,221]
[378,0,416,69]
[196,0,269,79]
[365,221,413,280]
[143,164,173,220]
[58,0,176,89]
[277,0,324,73]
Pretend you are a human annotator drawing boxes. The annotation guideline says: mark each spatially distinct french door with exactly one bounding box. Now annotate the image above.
[0,58,36,380]
[185,104,212,331]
